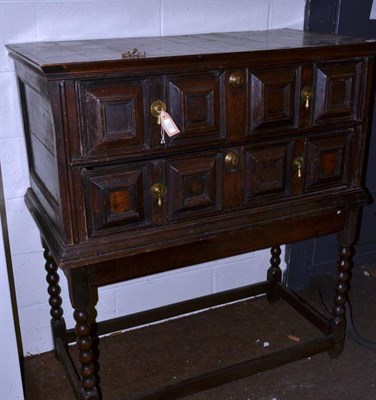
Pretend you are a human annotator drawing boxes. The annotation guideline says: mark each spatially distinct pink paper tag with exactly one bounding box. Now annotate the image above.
[160,111,180,137]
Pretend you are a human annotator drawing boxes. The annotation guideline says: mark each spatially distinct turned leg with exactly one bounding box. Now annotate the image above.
[329,208,358,358]
[267,245,282,302]
[68,268,100,400]
[74,308,98,399]
[42,240,67,358]
[329,245,354,357]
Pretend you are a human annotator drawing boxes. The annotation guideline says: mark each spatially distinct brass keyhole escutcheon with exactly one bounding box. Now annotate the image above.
[229,71,245,89]
[293,156,305,178]
[150,100,167,125]
[150,183,167,207]
[225,152,239,169]
[301,86,313,109]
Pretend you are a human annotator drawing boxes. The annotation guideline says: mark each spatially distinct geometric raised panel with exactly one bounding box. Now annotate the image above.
[103,100,136,136]
[313,61,361,125]
[305,131,353,191]
[166,72,224,146]
[243,142,292,203]
[167,154,221,219]
[249,68,299,132]
[84,164,149,234]
[79,78,149,159]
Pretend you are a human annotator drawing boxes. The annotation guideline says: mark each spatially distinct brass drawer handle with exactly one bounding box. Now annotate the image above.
[229,71,245,89]
[150,100,167,125]
[301,86,313,109]
[293,156,304,178]
[150,183,167,207]
[225,152,239,168]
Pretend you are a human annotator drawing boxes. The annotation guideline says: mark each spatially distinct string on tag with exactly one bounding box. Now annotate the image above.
[160,123,165,144]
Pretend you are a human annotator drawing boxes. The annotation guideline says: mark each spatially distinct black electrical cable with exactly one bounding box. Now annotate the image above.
[317,289,376,350]
[344,298,376,349]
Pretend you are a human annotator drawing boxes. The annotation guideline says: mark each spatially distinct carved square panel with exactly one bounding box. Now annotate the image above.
[249,68,299,132]
[243,143,292,203]
[166,72,224,146]
[79,78,149,159]
[167,154,221,219]
[313,61,361,124]
[103,100,135,136]
[305,132,353,191]
[84,165,149,234]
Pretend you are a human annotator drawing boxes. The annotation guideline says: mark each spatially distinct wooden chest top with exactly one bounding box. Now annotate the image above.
[7,29,376,77]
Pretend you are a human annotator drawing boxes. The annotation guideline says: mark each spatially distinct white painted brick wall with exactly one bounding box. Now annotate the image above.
[0,212,24,399]
[0,0,305,356]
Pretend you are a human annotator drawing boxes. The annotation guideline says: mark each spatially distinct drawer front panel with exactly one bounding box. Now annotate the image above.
[167,153,222,220]
[249,67,300,133]
[243,141,294,204]
[312,60,362,126]
[304,130,354,192]
[166,72,225,146]
[79,78,150,160]
[84,163,151,235]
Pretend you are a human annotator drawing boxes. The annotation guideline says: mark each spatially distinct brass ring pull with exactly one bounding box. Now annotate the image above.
[293,156,304,178]
[150,100,167,125]
[225,152,239,169]
[301,86,313,110]
[150,183,167,207]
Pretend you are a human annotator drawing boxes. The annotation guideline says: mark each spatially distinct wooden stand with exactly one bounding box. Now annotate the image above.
[44,223,357,400]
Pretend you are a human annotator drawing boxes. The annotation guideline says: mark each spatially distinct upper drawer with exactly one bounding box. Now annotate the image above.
[245,59,364,136]
[76,60,364,162]
[78,77,151,160]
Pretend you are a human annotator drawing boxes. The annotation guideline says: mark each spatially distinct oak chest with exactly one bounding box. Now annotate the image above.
[7,29,376,399]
